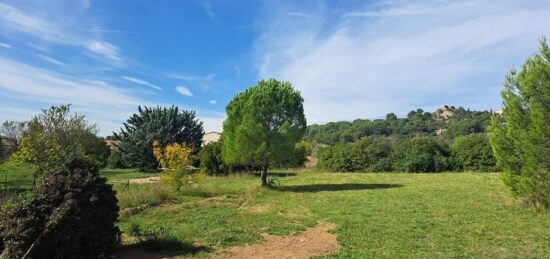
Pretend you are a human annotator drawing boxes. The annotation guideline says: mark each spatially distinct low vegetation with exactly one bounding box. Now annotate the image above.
[115,171,550,258]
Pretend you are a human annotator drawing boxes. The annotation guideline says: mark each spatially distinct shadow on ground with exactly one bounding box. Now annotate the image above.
[276,183,403,193]
[112,240,210,259]
[253,172,298,178]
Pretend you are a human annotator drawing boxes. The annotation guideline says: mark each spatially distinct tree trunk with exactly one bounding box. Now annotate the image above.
[261,163,268,186]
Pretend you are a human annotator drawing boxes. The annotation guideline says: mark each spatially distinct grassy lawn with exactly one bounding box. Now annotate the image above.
[117,171,550,258]
[0,162,158,190]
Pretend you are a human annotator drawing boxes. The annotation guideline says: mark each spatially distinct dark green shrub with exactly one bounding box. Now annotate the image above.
[2,158,120,258]
[393,137,451,172]
[351,137,394,172]
[199,141,226,175]
[108,147,128,169]
[317,144,354,172]
[452,134,497,172]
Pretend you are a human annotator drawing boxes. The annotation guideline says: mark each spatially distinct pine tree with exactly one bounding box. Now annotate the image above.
[114,106,204,171]
[489,38,550,209]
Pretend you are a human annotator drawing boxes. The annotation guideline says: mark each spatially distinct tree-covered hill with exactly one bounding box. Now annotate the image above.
[305,106,494,145]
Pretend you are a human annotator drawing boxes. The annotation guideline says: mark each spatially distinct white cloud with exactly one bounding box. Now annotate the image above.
[0,2,123,63]
[121,75,162,90]
[209,99,217,104]
[88,41,121,61]
[37,54,65,66]
[0,57,145,135]
[176,85,193,96]
[0,42,11,48]
[256,0,550,124]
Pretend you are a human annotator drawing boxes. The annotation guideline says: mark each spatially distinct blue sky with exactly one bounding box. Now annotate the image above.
[0,0,549,136]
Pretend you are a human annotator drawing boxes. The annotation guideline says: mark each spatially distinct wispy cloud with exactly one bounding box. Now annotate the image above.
[0,2,123,63]
[286,12,312,18]
[257,0,550,123]
[200,1,216,21]
[0,42,11,48]
[0,57,145,134]
[37,54,65,66]
[79,28,138,34]
[88,41,121,61]
[209,99,217,104]
[121,76,162,90]
[176,85,193,96]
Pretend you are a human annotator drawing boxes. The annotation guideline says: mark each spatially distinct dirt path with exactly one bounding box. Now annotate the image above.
[213,222,339,259]
[116,176,160,184]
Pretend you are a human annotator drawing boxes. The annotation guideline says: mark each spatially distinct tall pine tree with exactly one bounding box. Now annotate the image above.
[489,38,550,209]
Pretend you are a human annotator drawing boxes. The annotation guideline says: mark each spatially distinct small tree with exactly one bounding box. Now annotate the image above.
[222,79,306,186]
[488,38,550,209]
[153,140,202,191]
[13,105,107,175]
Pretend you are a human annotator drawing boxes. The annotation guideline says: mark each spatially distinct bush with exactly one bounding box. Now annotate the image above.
[393,137,451,172]
[317,144,354,172]
[2,158,120,258]
[199,141,226,175]
[318,137,394,172]
[452,134,497,172]
[108,147,128,169]
[351,137,394,172]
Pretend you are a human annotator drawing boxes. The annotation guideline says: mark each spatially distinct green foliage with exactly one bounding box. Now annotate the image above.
[12,105,108,174]
[107,146,128,169]
[199,141,226,175]
[114,106,204,171]
[222,79,306,185]
[318,137,394,172]
[306,108,492,145]
[2,158,120,258]
[443,108,492,138]
[453,134,497,172]
[393,137,451,172]
[488,38,550,209]
[274,140,312,168]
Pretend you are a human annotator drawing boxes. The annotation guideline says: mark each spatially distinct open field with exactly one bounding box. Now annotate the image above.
[0,163,159,190]
[114,171,550,258]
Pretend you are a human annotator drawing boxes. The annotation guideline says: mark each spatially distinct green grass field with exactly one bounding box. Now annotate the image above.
[114,171,550,258]
[0,163,158,190]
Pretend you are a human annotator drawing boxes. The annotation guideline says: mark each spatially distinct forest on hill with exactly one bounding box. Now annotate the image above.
[305,106,495,145]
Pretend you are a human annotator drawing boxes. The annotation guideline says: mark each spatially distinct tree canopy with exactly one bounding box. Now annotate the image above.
[222,79,306,185]
[13,105,108,174]
[489,38,550,209]
[114,106,204,171]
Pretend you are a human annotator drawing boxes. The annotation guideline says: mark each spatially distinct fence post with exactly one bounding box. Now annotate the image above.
[126,179,130,191]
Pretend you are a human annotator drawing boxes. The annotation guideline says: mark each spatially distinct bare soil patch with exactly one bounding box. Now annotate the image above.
[126,176,160,184]
[213,222,339,259]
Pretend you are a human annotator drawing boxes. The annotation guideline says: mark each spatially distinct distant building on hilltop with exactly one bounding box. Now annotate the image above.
[203,132,222,146]
[433,105,455,121]
[105,140,120,150]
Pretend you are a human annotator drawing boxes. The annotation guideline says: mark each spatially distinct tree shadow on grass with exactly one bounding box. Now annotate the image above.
[253,172,298,178]
[276,183,403,193]
[113,240,211,259]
